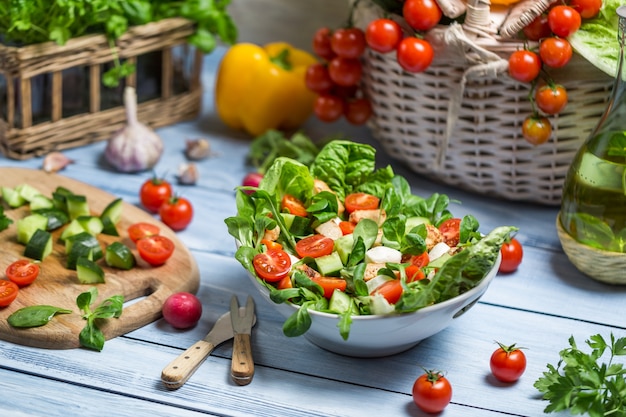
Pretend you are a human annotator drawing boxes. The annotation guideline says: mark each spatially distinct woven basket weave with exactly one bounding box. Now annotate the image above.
[0,18,203,160]
[352,0,614,205]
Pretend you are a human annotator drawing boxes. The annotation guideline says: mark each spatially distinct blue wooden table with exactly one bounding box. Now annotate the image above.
[1,49,623,417]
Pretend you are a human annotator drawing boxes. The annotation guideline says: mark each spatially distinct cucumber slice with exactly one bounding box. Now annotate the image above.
[1,186,26,208]
[66,194,90,220]
[77,215,103,236]
[289,215,312,236]
[315,251,344,277]
[30,194,55,211]
[32,208,70,231]
[24,229,53,261]
[328,290,356,314]
[405,216,430,233]
[105,242,136,270]
[66,232,103,269]
[76,257,105,284]
[100,216,119,236]
[15,183,43,202]
[100,198,123,236]
[60,219,86,241]
[52,187,74,211]
[16,213,49,244]
[334,234,354,265]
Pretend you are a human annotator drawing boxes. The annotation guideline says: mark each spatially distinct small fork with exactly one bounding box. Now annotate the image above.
[230,295,255,385]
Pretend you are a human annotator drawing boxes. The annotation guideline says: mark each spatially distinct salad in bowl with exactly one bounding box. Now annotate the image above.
[226,140,516,355]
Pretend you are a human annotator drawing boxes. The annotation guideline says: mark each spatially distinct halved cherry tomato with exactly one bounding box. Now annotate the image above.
[281,194,308,217]
[261,239,282,251]
[253,250,292,282]
[0,280,19,307]
[410,252,430,268]
[295,234,335,258]
[344,192,380,213]
[136,235,175,266]
[311,276,347,299]
[276,274,293,290]
[128,222,160,243]
[6,259,40,287]
[140,176,172,213]
[405,265,426,283]
[373,279,403,304]
[439,218,461,247]
[339,221,356,235]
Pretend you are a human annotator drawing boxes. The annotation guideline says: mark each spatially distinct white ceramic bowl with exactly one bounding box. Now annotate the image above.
[247,255,500,357]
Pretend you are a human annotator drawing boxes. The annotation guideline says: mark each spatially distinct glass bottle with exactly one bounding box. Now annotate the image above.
[559,5,626,253]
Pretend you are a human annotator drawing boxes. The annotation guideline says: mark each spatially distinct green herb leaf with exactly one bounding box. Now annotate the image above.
[76,287,124,351]
[8,305,72,328]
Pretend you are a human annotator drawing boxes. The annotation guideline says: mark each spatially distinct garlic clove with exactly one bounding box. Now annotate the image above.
[177,163,199,185]
[185,138,212,161]
[42,151,73,173]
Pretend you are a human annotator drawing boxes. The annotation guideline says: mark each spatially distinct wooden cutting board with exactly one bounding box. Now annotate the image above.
[0,167,200,349]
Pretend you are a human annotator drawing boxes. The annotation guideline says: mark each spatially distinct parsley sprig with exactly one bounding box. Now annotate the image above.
[534,333,626,416]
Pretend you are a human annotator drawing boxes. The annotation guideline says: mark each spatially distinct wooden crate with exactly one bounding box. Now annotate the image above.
[0,18,203,160]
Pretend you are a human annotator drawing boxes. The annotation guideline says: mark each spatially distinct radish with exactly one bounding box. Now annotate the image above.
[162,292,202,329]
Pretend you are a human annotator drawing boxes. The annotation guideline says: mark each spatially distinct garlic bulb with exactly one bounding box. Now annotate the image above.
[104,86,163,172]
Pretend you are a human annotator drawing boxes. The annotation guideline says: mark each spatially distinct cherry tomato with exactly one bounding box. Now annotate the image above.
[311,276,348,299]
[136,235,176,266]
[403,0,443,31]
[410,252,430,268]
[523,14,551,41]
[313,27,335,61]
[295,234,335,258]
[569,0,602,19]
[344,192,380,213]
[405,265,426,282]
[281,194,308,217]
[499,237,523,273]
[438,218,461,247]
[539,37,573,68]
[330,27,366,59]
[373,279,403,304]
[535,84,568,115]
[508,50,541,83]
[328,56,363,87]
[0,280,19,307]
[365,18,403,53]
[314,94,345,122]
[412,370,452,413]
[159,196,194,231]
[128,222,161,243]
[6,259,40,287]
[396,37,434,73]
[276,274,293,290]
[305,63,333,94]
[548,5,581,38]
[522,115,552,146]
[253,249,291,282]
[490,342,527,382]
[140,176,173,213]
[339,221,356,235]
[344,97,373,125]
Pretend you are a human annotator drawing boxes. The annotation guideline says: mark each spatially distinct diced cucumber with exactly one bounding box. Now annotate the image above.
[100,216,119,236]
[334,234,354,265]
[77,215,103,236]
[280,213,296,231]
[66,194,90,220]
[30,194,55,211]
[2,186,26,208]
[428,252,452,269]
[66,242,94,270]
[66,232,103,269]
[105,242,136,270]
[52,186,74,211]
[100,198,123,236]
[405,216,430,234]
[328,289,355,314]
[24,229,53,261]
[76,257,105,284]
[60,219,87,241]
[15,183,43,202]
[315,251,344,277]
[32,208,70,231]
[16,213,49,244]
[289,215,311,236]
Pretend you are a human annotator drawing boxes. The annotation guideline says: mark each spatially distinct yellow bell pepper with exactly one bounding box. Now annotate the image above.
[215,42,318,137]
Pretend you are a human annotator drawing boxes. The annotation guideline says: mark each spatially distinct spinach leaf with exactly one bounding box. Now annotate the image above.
[8,305,72,328]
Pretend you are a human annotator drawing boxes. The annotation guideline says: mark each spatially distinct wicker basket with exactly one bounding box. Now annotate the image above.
[0,18,203,160]
[352,0,614,205]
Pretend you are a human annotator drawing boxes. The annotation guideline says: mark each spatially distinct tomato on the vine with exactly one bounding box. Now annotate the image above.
[548,5,582,38]
[136,235,175,266]
[140,176,172,213]
[412,370,453,413]
[159,196,194,231]
[403,0,443,31]
[535,84,568,115]
[522,115,552,146]
[539,37,573,68]
[508,50,541,83]
[490,342,527,382]
[305,63,333,94]
[314,94,345,122]
[344,98,373,125]
[328,56,363,87]
[569,0,602,19]
[365,18,403,53]
[499,237,523,273]
[295,234,334,258]
[0,280,19,307]
[253,249,291,282]
[330,27,366,59]
[523,14,551,41]
[396,37,434,73]
[312,27,335,61]
[6,259,40,287]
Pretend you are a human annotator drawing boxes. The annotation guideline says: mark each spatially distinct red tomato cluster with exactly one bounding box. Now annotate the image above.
[307,26,373,125]
[510,0,602,146]
[139,176,193,231]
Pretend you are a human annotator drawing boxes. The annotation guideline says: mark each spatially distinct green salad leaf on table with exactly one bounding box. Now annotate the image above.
[226,140,517,340]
